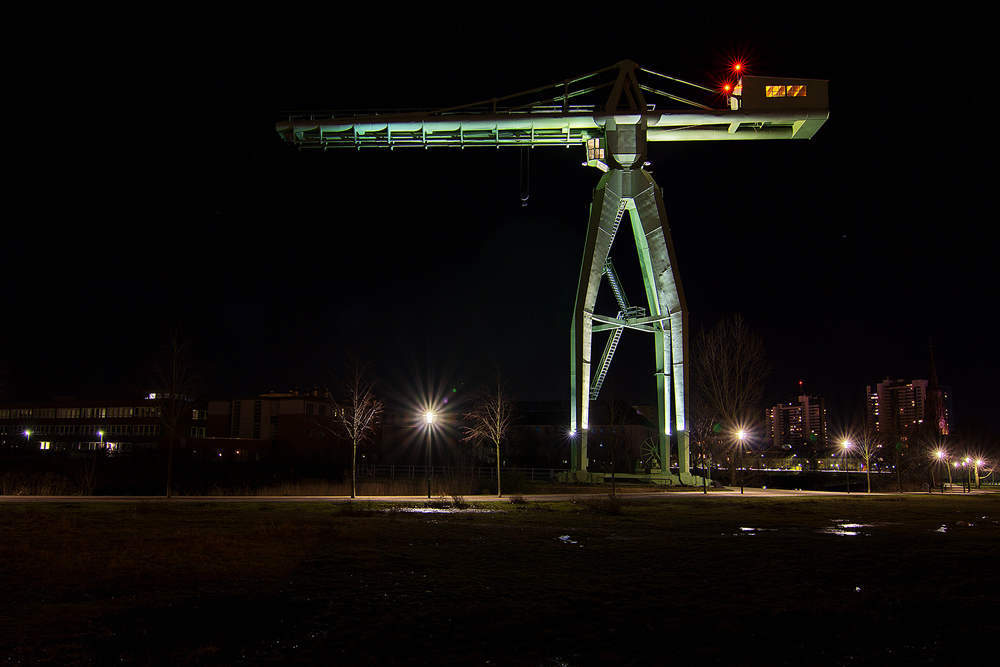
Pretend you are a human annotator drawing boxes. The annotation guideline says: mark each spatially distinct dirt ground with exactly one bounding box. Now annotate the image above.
[1,493,997,666]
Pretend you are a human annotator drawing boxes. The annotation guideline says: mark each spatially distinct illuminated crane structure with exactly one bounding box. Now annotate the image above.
[276,60,828,484]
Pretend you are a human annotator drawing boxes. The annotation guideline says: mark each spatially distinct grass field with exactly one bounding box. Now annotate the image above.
[1,493,998,666]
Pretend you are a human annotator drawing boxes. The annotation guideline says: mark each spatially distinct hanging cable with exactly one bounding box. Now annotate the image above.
[519,146,529,207]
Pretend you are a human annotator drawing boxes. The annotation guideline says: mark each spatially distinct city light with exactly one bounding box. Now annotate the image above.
[842,440,852,493]
[736,430,747,495]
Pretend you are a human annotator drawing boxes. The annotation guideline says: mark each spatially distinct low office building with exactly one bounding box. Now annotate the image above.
[0,396,207,454]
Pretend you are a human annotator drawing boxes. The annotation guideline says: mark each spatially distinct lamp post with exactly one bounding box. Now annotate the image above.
[98,430,104,451]
[737,430,746,495]
[842,440,852,494]
[974,459,983,489]
[424,411,435,499]
[24,430,31,451]
[936,450,952,492]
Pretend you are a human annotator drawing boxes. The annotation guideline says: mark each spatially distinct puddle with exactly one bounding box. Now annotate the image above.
[736,527,776,536]
[557,535,580,545]
[817,522,871,536]
[933,525,947,533]
[391,507,499,514]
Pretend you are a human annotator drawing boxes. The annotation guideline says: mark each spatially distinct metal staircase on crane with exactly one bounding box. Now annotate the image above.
[590,258,646,399]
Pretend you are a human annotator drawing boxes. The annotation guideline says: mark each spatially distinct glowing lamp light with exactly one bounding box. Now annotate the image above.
[424,411,436,425]
[737,430,746,441]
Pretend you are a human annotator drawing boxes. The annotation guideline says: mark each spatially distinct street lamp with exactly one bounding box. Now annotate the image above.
[737,430,746,495]
[842,440,852,494]
[424,411,436,499]
[98,430,104,451]
[24,430,31,450]
[936,450,952,492]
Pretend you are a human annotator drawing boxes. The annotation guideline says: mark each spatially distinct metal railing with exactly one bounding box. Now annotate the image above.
[355,465,565,483]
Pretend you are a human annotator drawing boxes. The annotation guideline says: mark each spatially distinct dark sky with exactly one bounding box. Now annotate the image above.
[6,12,995,433]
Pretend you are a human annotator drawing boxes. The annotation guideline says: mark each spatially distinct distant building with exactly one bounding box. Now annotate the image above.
[208,388,358,462]
[766,395,828,448]
[866,378,950,437]
[924,345,950,436]
[0,396,206,454]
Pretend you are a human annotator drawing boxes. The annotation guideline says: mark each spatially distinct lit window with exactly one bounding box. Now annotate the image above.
[586,137,604,160]
[765,86,785,98]
[786,85,807,97]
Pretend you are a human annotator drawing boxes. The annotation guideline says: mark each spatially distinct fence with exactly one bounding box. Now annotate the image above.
[355,465,564,483]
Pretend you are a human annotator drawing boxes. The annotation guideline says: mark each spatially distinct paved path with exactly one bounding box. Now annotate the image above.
[1,487,993,503]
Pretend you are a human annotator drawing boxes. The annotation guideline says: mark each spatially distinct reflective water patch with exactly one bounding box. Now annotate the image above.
[817,522,871,536]
[391,507,499,514]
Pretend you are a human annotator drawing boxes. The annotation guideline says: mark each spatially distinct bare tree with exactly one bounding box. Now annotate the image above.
[323,356,384,499]
[690,394,724,492]
[461,372,517,498]
[599,389,632,498]
[149,329,205,499]
[74,449,107,496]
[851,415,883,493]
[691,314,770,484]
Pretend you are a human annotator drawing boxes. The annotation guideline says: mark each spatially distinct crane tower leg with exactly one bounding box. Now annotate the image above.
[570,170,623,474]
[570,168,691,482]
[627,170,690,481]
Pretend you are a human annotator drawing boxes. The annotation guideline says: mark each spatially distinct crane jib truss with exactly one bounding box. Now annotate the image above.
[276,60,829,484]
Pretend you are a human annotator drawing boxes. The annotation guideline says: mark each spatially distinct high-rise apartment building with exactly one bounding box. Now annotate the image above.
[766,395,827,448]
[866,379,950,437]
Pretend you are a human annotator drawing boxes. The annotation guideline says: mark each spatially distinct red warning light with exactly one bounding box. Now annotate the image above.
[723,83,732,93]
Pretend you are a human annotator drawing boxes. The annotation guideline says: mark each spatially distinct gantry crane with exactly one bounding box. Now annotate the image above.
[276,60,829,484]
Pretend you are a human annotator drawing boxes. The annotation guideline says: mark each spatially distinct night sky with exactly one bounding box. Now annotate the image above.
[6,12,995,433]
